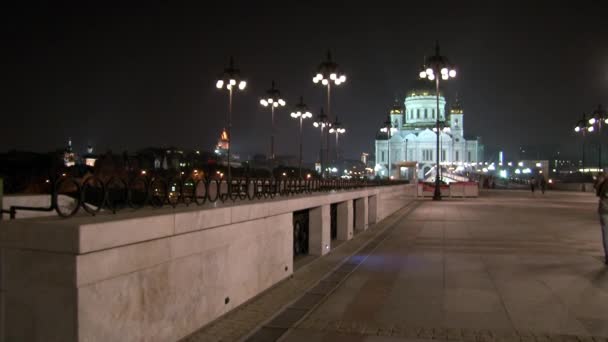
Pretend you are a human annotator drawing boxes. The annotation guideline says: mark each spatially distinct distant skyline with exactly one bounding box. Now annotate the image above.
[3,3,608,163]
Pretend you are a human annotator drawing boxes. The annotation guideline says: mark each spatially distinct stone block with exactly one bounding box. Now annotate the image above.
[354,197,369,232]
[174,207,231,234]
[337,200,353,241]
[308,205,331,256]
[76,238,172,286]
[79,213,174,253]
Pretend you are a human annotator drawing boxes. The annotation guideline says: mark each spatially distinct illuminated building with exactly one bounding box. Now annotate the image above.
[375,82,483,179]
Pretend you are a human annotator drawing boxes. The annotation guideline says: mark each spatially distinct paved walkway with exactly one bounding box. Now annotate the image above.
[184,190,608,342]
[286,190,608,341]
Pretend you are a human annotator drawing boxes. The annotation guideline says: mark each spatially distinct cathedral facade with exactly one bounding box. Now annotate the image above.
[375,82,483,180]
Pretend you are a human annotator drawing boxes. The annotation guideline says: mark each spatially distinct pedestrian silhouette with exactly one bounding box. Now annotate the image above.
[530,177,536,193]
[539,176,547,194]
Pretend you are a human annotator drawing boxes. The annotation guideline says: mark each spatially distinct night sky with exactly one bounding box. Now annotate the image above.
[3,3,608,163]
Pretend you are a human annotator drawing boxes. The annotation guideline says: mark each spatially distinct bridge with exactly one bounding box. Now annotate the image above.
[1,186,606,341]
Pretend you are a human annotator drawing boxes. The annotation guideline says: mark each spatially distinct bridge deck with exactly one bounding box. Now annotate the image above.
[183,190,608,342]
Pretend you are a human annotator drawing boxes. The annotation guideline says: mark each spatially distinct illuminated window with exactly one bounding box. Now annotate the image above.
[455,151,459,162]
[381,151,385,162]
[468,151,472,161]
[424,109,428,119]
[417,109,420,119]
[432,109,435,119]
[441,149,446,161]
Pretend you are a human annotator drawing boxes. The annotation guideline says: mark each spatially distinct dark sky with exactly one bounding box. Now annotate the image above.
[3,2,608,162]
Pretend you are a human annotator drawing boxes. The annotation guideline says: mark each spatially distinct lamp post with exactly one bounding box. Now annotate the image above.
[419,42,457,200]
[290,97,313,178]
[587,104,607,171]
[313,108,331,177]
[259,81,286,160]
[329,117,346,163]
[380,116,397,179]
[313,51,346,165]
[216,57,247,187]
[574,113,591,191]
[433,120,451,182]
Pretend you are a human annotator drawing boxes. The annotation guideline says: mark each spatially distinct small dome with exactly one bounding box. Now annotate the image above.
[390,98,403,115]
[450,97,463,114]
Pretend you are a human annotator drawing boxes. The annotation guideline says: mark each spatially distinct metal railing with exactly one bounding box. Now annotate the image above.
[4,176,408,219]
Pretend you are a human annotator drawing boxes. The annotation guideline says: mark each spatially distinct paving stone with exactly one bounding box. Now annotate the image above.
[245,327,287,342]
[265,308,308,329]
[434,328,448,339]
[290,293,325,311]
[419,328,434,339]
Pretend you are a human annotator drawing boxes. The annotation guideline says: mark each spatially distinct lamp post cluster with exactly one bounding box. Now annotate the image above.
[259,81,286,160]
[215,53,347,185]
[290,97,313,178]
[215,57,247,184]
[418,42,457,201]
[313,51,347,176]
[574,105,607,178]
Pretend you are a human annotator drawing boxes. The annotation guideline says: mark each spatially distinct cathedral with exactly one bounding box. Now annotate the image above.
[375,80,483,180]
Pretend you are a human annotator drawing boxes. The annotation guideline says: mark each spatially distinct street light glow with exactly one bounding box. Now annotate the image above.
[238,80,247,90]
[216,80,224,89]
[449,69,456,77]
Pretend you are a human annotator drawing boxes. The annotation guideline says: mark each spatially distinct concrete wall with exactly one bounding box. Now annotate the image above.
[0,184,416,342]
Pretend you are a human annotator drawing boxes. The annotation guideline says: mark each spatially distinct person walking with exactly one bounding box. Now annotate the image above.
[529,176,536,193]
[596,171,608,265]
[540,175,547,194]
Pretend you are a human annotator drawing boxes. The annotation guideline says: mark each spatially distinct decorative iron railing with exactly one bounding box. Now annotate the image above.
[3,176,408,219]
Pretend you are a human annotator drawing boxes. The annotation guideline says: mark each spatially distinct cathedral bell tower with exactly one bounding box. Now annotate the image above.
[389,97,403,129]
[449,96,464,138]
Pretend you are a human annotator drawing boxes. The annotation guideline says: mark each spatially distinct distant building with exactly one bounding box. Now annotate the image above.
[63,138,76,167]
[215,128,229,154]
[213,128,240,166]
[83,145,97,167]
[375,81,483,179]
[361,152,369,166]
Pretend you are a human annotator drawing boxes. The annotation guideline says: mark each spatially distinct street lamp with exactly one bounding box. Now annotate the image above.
[587,104,607,170]
[290,97,313,178]
[380,116,397,179]
[260,80,286,160]
[433,120,451,181]
[419,42,457,200]
[329,117,346,163]
[313,51,346,164]
[574,113,591,187]
[313,108,331,177]
[216,57,247,187]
